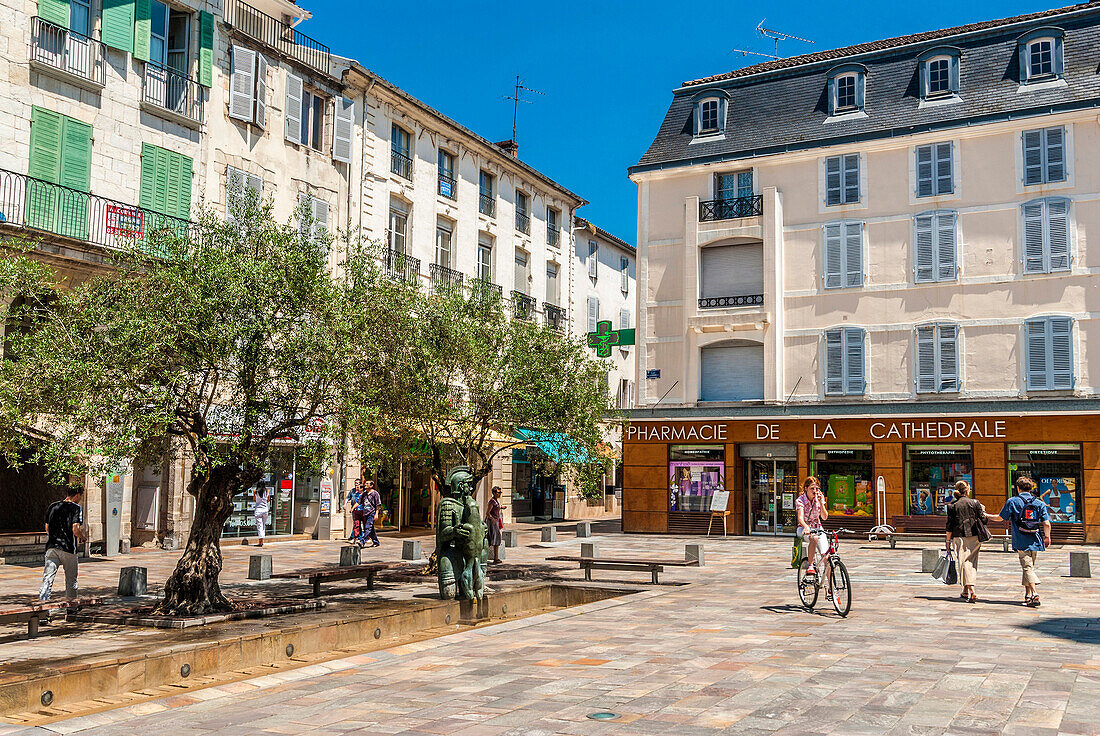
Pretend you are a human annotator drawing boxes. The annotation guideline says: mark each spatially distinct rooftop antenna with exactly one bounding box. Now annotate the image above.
[756,18,815,59]
[502,75,544,142]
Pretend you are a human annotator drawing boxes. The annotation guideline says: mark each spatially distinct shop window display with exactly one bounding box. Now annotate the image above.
[905,445,972,515]
[1009,445,1082,523]
[668,445,724,512]
[810,446,874,518]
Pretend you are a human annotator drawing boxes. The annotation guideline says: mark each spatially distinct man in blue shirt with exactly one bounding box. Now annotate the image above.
[999,476,1051,607]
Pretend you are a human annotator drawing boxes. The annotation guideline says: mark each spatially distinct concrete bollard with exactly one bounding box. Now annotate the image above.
[685,543,705,566]
[118,567,148,597]
[581,542,599,559]
[921,549,940,574]
[502,530,519,548]
[402,539,422,561]
[1069,551,1092,578]
[120,539,131,554]
[248,554,272,580]
[340,545,361,567]
[541,527,557,543]
[576,522,592,538]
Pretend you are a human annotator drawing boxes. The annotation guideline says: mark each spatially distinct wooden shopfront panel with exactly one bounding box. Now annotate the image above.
[622,442,668,532]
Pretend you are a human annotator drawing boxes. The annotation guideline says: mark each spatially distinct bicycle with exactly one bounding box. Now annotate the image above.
[796,527,853,617]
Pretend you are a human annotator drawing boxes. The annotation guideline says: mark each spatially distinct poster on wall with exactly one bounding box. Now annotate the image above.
[910,484,934,515]
[782,492,794,510]
[1039,478,1077,522]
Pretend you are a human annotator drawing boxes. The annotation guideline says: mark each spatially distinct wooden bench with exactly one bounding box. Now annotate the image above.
[879,515,1011,552]
[0,597,100,638]
[546,556,698,584]
[272,563,395,598]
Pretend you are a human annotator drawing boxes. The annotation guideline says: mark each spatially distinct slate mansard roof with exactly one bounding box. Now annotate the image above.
[630,2,1100,175]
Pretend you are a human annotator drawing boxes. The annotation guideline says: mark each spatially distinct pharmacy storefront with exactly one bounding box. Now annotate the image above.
[622,413,1096,543]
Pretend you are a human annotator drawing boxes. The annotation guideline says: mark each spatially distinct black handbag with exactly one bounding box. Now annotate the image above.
[945,557,958,586]
[976,519,992,543]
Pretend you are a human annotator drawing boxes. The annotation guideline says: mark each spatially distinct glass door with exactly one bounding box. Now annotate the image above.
[747,459,798,535]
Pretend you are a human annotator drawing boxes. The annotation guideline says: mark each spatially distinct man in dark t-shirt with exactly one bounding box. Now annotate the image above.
[39,487,86,601]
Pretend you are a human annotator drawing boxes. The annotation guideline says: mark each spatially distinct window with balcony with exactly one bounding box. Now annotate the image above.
[138,2,205,125]
[479,171,495,217]
[1022,126,1067,185]
[698,243,764,308]
[1025,316,1074,391]
[1022,198,1071,274]
[31,0,107,87]
[388,201,408,256]
[391,124,412,180]
[223,0,330,76]
[25,106,93,240]
[435,218,453,269]
[700,341,764,402]
[438,150,456,198]
[546,206,560,246]
[915,324,959,394]
[515,190,529,233]
[824,327,866,396]
[477,233,494,282]
[701,170,762,221]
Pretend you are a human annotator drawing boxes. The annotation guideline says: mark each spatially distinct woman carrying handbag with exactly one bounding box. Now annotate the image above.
[945,480,994,603]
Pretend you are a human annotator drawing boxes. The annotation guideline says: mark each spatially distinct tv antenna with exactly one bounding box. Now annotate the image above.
[730,19,814,61]
[503,75,544,142]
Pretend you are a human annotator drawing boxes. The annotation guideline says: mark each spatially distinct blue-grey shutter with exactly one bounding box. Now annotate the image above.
[824,329,844,395]
[918,61,929,99]
[855,73,866,110]
[1050,317,1073,389]
[1047,198,1070,271]
[949,55,960,93]
[1023,130,1043,184]
[824,223,842,288]
[827,77,837,115]
[1023,201,1046,273]
[1025,319,1048,390]
[916,325,936,393]
[844,222,862,287]
[1044,127,1065,183]
[914,214,935,282]
[938,324,958,392]
[843,154,860,203]
[825,156,842,205]
[1054,36,1065,77]
[692,102,701,136]
[844,327,865,394]
[701,344,764,401]
[1018,42,1029,83]
[717,99,727,132]
[935,212,957,281]
[935,143,953,195]
[916,145,934,197]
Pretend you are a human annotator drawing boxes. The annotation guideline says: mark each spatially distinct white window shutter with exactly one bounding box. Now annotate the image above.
[226,166,244,219]
[254,54,268,129]
[916,325,936,393]
[620,308,631,329]
[587,297,599,333]
[1022,201,1046,273]
[825,156,841,205]
[824,329,844,395]
[914,214,934,282]
[844,327,865,394]
[247,172,263,197]
[588,241,598,279]
[1023,130,1043,184]
[824,224,842,288]
[843,154,860,204]
[935,143,953,195]
[312,197,329,239]
[333,97,354,164]
[285,73,303,143]
[935,211,957,281]
[1047,199,1070,271]
[844,222,862,287]
[1025,319,1048,390]
[1045,127,1065,182]
[915,145,933,197]
[938,324,958,392]
[1050,317,1073,389]
[229,45,256,122]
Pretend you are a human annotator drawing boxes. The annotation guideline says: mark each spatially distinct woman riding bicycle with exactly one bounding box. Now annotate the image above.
[795,476,829,582]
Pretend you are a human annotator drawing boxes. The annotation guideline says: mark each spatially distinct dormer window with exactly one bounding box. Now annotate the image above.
[1018,28,1064,84]
[917,48,961,101]
[835,74,857,110]
[927,58,950,95]
[826,65,866,116]
[692,93,727,138]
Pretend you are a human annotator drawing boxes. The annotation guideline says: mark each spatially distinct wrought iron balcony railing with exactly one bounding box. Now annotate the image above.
[391,150,412,180]
[382,248,420,283]
[698,294,765,309]
[544,303,566,332]
[478,193,495,218]
[30,17,106,87]
[0,168,193,251]
[437,173,456,199]
[515,211,530,234]
[224,0,331,75]
[511,290,536,320]
[142,61,204,125]
[430,263,463,291]
[699,194,764,222]
[546,226,560,247]
[470,277,502,301]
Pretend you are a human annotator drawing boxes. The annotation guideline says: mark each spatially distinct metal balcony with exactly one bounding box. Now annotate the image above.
[224,0,331,75]
[470,277,502,302]
[430,263,463,292]
[546,226,560,247]
[699,194,764,222]
[478,193,496,218]
[515,211,530,234]
[391,150,412,180]
[511,290,536,320]
[698,294,765,309]
[142,62,204,126]
[30,17,106,88]
[437,173,456,199]
[544,303,566,332]
[382,248,420,283]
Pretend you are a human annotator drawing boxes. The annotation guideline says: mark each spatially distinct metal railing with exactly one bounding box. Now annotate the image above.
[143,62,204,124]
[430,263,463,291]
[437,173,456,199]
[0,168,193,251]
[30,17,106,86]
[470,277,502,301]
[698,294,765,309]
[511,290,536,320]
[699,194,764,222]
[391,150,412,180]
[382,248,420,283]
[224,0,331,75]
[544,303,566,332]
[478,192,495,218]
[515,211,530,234]
[546,226,560,247]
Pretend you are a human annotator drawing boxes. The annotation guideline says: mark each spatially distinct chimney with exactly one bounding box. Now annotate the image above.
[494,139,519,157]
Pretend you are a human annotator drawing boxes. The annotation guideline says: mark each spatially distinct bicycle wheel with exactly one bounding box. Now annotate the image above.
[797,557,819,609]
[829,558,852,617]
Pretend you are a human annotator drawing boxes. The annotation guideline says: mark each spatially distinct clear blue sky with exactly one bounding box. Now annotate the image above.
[305,0,1056,244]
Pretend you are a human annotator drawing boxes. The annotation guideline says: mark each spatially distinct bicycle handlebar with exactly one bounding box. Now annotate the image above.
[808,527,855,535]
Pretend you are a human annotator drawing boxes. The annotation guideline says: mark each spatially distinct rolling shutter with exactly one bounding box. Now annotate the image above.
[133,0,151,62]
[700,343,764,402]
[285,73,303,143]
[229,45,255,122]
[332,97,354,164]
[699,243,763,300]
[254,54,268,129]
[198,11,213,87]
[38,0,70,28]
[101,0,135,53]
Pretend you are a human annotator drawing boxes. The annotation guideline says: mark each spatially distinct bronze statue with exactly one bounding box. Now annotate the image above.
[435,466,486,600]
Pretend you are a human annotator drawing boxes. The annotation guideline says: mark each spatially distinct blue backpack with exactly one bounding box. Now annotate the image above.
[1015,494,1045,533]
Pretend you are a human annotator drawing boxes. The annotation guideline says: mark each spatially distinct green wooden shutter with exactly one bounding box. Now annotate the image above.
[139,142,157,210]
[176,155,192,220]
[27,107,63,231]
[38,0,70,28]
[199,11,214,87]
[133,0,151,62]
[58,117,92,240]
[101,0,135,53]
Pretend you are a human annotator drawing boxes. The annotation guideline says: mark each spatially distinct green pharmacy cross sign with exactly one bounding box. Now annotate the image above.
[586,320,635,358]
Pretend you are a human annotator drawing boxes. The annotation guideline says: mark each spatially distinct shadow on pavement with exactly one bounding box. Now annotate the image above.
[915,594,1030,607]
[759,604,832,617]
[1022,617,1100,644]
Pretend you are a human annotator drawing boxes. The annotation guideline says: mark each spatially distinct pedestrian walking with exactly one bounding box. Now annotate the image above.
[945,480,994,603]
[253,484,270,547]
[39,486,86,602]
[344,479,364,542]
[361,480,382,548]
[486,486,505,564]
[998,476,1052,607]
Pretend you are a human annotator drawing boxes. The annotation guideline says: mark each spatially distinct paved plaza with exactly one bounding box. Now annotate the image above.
[2,527,1098,736]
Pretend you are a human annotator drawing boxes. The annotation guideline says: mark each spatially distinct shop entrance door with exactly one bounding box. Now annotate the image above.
[747,459,798,535]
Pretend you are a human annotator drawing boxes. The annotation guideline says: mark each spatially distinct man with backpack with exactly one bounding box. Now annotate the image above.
[999,476,1051,607]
